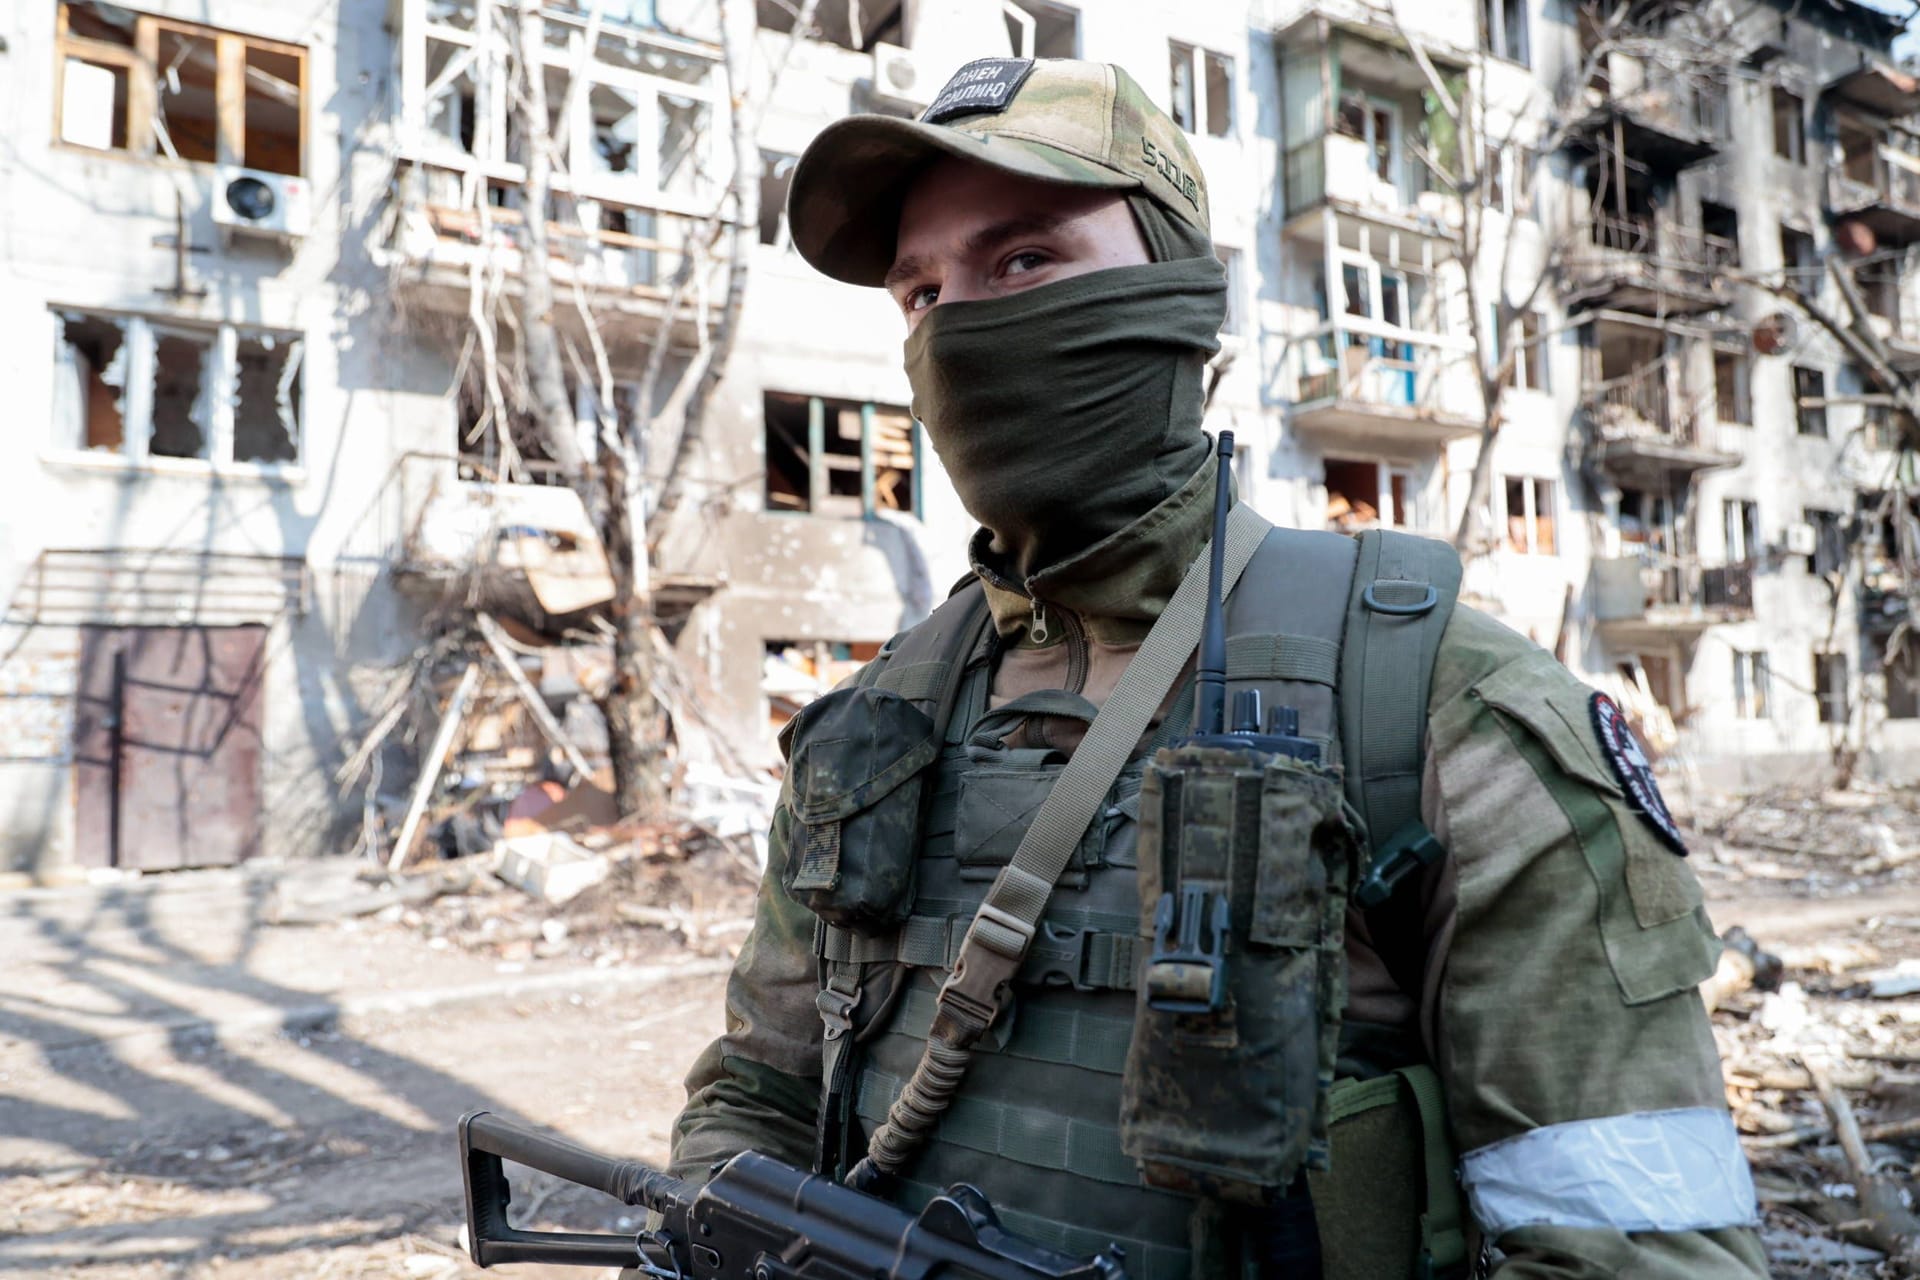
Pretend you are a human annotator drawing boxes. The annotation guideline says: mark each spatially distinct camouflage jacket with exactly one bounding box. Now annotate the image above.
[671,467,1769,1279]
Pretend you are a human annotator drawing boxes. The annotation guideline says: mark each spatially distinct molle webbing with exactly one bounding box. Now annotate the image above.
[818,901,1143,991]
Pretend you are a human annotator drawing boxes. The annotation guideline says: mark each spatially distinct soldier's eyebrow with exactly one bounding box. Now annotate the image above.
[884,211,1075,290]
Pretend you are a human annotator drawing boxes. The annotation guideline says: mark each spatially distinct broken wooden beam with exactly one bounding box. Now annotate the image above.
[388,662,480,873]
[475,611,592,783]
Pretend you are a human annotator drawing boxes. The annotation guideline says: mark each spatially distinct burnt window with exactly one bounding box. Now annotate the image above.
[1772,86,1805,164]
[1805,508,1847,577]
[1715,347,1751,425]
[1780,224,1817,275]
[763,393,917,518]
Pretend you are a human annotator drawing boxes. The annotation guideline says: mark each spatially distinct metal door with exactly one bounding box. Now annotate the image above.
[72,626,267,869]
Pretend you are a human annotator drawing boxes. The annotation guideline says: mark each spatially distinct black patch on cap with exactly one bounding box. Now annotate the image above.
[921,58,1036,125]
[1590,691,1687,856]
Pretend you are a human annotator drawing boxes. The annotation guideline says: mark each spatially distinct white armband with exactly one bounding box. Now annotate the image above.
[1460,1108,1758,1236]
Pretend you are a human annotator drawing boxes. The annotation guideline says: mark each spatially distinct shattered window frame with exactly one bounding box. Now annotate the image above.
[761,392,921,520]
[47,306,304,470]
[54,3,308,175]
[1733,650,1771,720]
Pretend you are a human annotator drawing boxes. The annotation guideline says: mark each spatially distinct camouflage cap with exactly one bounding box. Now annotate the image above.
[788,58,1210,287]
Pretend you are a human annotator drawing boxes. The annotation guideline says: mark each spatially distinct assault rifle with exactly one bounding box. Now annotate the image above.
[459,1110,1128,1279]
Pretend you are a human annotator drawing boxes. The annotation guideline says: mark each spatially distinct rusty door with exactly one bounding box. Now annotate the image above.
[72,626,267,869]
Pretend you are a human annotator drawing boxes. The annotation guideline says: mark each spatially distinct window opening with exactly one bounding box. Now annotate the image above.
[762,393,916,518]
[1723,498,1760,563]
[1479,0,1528,63]
[764,639,886,730]
[756,0,902,51]
[242,45,302,175]
[1700,201,1738,257]
[154,27,219,163]
[1794,365,1827,436]
[1772,86,1805,164]
[1714,347,1750,424]
[1003,2,1078,58]
[1780,224,1817,276]
[1503,476,1556,554]
[54,313,129,452]
[1325,458,1380,531]
[1805,508,1846,577]
[1815,652,1848,725]
[1733,650,1771,719]
[232,334,302,463]
[1168,41,1233,138]
[149,331,214,459]
[1885,642,1920,720]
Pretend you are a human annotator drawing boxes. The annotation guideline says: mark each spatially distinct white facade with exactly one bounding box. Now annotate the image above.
[4,0,1917,878]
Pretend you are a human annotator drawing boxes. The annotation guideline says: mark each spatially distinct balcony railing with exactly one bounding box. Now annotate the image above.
[1591,553,1754,626]
[1283,133,1440,224]
[1830,142,1920,219]
[1565,215,1736,311]
[1294,322,1472,420]
[1582,364,1719,451]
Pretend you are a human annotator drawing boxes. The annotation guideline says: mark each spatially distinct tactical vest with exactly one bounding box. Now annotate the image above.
[792,525,1465,1280]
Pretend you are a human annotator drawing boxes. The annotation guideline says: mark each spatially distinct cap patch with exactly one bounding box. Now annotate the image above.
[1589,691,1687,856]
[922,58,1036,124]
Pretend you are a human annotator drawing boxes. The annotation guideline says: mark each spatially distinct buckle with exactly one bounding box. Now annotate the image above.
[1022,921,1099,990]
[815,982,862,1040]
[1144,884,1231,1013]
[1354,823,1446,908]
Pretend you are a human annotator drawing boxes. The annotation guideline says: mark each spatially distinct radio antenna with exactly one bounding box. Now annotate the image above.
[1193,431,1234,737]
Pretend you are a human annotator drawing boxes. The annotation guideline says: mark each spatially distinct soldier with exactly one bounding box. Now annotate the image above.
[670,58,1769,1279]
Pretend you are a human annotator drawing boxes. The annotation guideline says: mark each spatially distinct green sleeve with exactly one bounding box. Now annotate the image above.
[1425,608,1767,1278]
[669,801,824,1179]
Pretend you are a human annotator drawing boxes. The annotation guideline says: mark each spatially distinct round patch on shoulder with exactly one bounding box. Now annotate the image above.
[1589,691,1687,856]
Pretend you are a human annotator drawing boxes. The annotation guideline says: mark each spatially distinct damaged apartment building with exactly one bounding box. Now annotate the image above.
[4,0,1920,880]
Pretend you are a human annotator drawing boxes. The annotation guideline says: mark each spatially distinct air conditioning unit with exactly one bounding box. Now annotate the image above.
[1782,522,1818,557]
[871,43,936,111]
[211,166,311,241]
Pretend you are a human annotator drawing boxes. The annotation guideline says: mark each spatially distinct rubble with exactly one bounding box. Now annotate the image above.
[492,832,610,906]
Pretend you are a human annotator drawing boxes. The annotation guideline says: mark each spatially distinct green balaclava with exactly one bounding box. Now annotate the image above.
[902,195,1227,581]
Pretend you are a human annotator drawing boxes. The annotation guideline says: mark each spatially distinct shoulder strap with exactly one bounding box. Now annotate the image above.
[1338,529,1462,851]
[1339,530,1461,1000]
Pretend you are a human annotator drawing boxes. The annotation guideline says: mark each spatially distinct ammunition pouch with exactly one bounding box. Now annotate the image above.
[779,685,939,932]
[1120,744,1361,1206]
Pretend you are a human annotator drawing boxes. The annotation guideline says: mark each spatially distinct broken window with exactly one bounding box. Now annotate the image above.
[763,393,917,518]
[1005,2,1079,58]
[1815,652,1849,725]
[1794,365,1827,437]
[1325,458,1415,531]
[759,150,798,248]
[232,334,302,463]
[1480,0,1528,64]
[455,369,569,486]
[49,309,300,466]
[1700,201,1738,257]
[1780,223,1817,276]
[149,331,214,459]
[1168,42,1233,139]
[1723,498,1760,563]
[424,37,480,155]
[1772,86,1805,164]
[1857,259,1901,323]
[1503,476,1556,554]
[1715,347,1751,425]
[52,312,129,452]
[56,5,307,174]
[658,94,710,197]
[1733,650,1771,720]
[1805,508,1847,577]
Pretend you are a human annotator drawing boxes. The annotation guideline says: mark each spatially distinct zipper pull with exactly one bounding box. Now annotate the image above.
[1030,600,1050,645]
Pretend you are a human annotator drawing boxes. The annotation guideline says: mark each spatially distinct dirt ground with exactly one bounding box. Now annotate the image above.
[10,791,1920,1278]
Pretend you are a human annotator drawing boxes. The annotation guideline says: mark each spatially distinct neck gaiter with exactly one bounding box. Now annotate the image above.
[904,246,1226,581]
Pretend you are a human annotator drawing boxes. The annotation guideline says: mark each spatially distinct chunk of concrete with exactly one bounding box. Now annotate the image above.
[491,832,610,906]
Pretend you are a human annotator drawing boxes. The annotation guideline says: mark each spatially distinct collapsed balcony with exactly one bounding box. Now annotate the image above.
[1563,215,1735,316]
[1829,122,1920,249]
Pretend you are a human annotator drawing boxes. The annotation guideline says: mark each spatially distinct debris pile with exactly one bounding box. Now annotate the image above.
[1701,785,1920,1273]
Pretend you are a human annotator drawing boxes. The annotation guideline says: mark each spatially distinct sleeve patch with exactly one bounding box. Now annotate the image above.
[1589,692,1687,857]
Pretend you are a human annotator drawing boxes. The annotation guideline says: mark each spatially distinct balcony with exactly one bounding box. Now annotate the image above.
[1828,142,1920,248]
[1288,322,1479,448]
[1591,555,1754,642]
[1566,65,1729,170]
[1583,364,1739,480]
[1563,215,1736,316]
[1281,132,1458,249]
[1826,62,1920,120]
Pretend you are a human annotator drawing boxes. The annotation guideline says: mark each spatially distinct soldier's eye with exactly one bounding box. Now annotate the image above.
[1003,251,1048,276]
[905,285,939,311]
